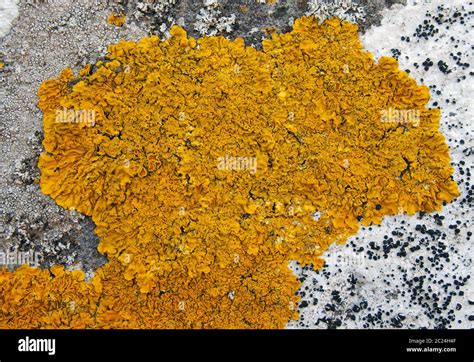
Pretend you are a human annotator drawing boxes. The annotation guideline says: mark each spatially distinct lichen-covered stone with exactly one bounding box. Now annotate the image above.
[0,16,458,328]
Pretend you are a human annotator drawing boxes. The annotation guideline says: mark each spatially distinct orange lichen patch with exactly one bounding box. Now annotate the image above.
[0,17,459,328]
[107,13,126,27]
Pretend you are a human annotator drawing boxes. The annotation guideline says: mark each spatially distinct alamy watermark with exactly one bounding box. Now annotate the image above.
[18,336,55,356]
[312,0,359,7]
[0,250,42,267]
[55,108,96,127]
[217,154,257,175]
[27,0,64,6]
[381,108,420,127]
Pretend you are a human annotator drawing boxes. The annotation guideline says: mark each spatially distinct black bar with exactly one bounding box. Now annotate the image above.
[0,329,471,361]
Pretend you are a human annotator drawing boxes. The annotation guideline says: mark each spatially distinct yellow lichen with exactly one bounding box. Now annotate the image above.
[0,17,459,328]
[107,13,126,27]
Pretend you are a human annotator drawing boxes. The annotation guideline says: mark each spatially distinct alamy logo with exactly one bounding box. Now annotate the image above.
[313,0,357,7]
[18,336,55,355]
[380,108,420,127]
[217,154,257,175]
[0,250,42,267]
[55,108,96,127]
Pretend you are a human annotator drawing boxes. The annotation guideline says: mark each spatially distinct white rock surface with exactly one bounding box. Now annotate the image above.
[0,0,18,38]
